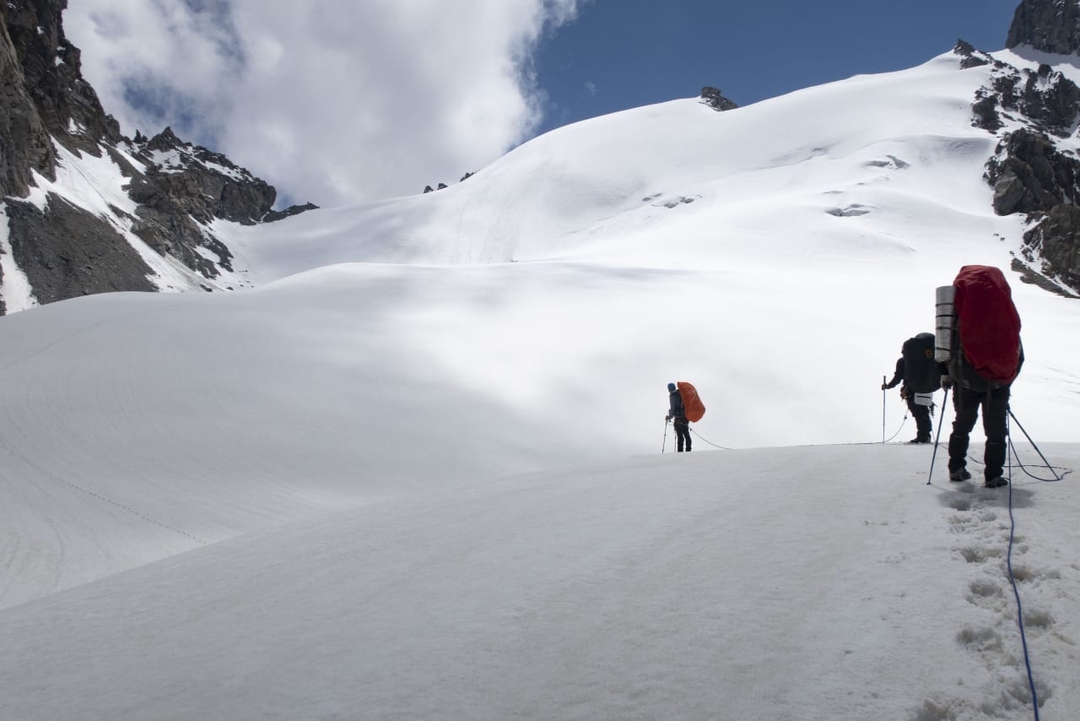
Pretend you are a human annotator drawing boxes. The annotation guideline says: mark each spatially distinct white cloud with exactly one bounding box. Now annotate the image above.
[63,0,583,208]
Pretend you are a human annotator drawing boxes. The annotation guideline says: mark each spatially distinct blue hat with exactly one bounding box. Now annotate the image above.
[667,382,677,392]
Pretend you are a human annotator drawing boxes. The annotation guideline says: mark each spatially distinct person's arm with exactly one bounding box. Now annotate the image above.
[883,357,904,389]
[938,360,953,390]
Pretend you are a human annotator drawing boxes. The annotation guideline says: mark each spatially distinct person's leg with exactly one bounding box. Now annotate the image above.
[912,402,932,441]
[982,386,1010,483]
[948,388,979,474]
[674,418,687,452]
[904,396,921,442]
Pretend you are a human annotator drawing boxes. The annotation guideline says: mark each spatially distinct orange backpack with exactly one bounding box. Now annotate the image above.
[677,381,706,423]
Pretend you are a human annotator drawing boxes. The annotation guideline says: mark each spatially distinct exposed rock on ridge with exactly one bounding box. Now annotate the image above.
[6,196,158,305]
[1007,0,1080,55]
[0,0,316,315]
[0,4,56,200]
[955,30,1080,294]
[700,87,738,112]
[3,0,121,156]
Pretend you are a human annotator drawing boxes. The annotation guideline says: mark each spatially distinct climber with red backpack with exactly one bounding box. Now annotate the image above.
[936,265,1023,489]
[665,381,705,453]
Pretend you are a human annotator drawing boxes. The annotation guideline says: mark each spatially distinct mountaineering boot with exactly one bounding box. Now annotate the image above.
[985,476,1009,489]
[907,437,930,444]
[949,468,972,482]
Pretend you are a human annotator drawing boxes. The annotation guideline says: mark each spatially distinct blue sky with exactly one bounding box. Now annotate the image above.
[532,0,1021,135]
[68,0,1026,206]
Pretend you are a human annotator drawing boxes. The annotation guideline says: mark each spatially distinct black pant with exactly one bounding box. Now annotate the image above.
[673,417,691,452]
[948,385,1009,481]
[906,395,932,441]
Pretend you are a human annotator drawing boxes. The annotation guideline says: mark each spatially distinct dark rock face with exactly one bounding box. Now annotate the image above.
[967,21,1080,295]
[1024,204,1080,289]
[962,39,1080,138]
[1006,0,1080,55]
[0,7,56,198]
[3,0,121,156]
[264,202,320,223]
[954,40,992,69]
[6,194,158,304]
[132,127,278,225]
[956,43,1009,132]
[986,128,1080,215]
[997,64,1080,137]
[700,87,738,112]
[0,1,316,315]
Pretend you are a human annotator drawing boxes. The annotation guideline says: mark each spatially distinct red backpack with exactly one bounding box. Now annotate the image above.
[677,382,706,422]
[952,265,1022,386]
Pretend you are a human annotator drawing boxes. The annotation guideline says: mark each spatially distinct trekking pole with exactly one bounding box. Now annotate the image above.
[662,418,669,454]
[882,375,887,444]
[927,387,949,485]
[1008,408,1064,481]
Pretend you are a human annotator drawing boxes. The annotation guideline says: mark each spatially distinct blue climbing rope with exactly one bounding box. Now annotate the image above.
[1004,416,1040,720]
[688,427,734,451]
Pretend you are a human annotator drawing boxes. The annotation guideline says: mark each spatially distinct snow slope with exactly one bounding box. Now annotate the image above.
[1,445,1078,720]
[225,54,1022,274]
[1,47,1079,720]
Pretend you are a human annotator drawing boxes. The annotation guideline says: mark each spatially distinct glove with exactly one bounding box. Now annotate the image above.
[880,383,888,391]
[940,375,953,390]
[665,414,671,421]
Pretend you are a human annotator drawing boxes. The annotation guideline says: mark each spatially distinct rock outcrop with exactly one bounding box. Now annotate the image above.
[6,195,158,305]
[1024,204,1080,288]
[957,40,1080,137]
[700,87,738,112]
[0,4,56,200]
[0,0,316,315]
[1006,0,1080,55]
[957,13,1080,295]
[986,128,1080,216]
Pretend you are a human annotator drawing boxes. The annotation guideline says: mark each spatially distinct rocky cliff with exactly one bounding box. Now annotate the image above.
[0,0,314,315]
[955,0,1080,295]
[1007,0,1080,55]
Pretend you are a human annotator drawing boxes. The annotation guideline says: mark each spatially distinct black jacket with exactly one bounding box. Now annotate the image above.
[885,358,905,389]
[669,390,686,420]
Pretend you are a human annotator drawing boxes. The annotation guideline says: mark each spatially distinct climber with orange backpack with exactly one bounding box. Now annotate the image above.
[665,381,706,453]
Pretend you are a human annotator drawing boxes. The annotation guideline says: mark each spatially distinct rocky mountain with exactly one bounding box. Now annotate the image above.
[4,0,1080,313]
[0,0,313,315]
[1007,0,1080,54]
[962,0,1080,294]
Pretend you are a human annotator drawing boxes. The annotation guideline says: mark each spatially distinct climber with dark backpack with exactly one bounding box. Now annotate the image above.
[882,332,940,443]
[936,265,1023,488]
[665,381,705,452]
